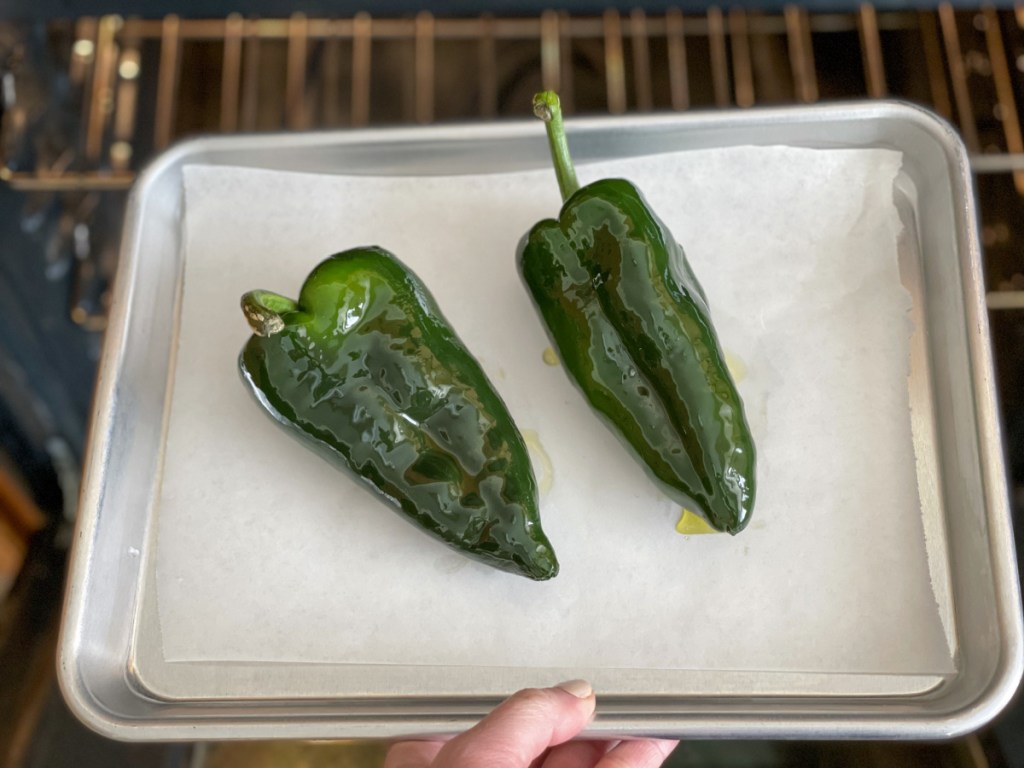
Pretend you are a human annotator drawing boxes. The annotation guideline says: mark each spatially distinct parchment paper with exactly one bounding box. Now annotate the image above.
[156,147,954,673]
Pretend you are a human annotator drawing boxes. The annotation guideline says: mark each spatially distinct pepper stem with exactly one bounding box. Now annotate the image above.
[533,91,579,203]
[241,289,298,336]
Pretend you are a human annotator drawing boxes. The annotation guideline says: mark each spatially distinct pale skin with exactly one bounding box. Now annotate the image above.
[385,681,678,768]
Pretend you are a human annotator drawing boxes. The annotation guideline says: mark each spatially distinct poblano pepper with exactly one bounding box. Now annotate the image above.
[518,91,757,534]
[239,247,559,580]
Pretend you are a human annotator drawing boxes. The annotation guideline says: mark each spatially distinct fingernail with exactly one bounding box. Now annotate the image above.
[657,740,681,756]
[556,679,593,699]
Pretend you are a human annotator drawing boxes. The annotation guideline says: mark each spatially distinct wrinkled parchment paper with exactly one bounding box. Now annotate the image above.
[155,148,953,674]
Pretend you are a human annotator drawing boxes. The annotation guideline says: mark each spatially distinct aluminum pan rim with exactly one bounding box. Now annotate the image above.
[58,100,1023,741]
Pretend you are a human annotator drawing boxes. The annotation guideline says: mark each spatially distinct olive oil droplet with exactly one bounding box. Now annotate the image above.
[522,428,554,495]
[676,508,719,535]
[724,350,747,382]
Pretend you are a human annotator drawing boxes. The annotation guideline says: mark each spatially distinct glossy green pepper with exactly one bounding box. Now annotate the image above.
[239,247,559,579]
[518,91,756,534]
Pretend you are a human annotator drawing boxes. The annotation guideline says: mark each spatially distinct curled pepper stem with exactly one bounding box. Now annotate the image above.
[533,91,580,202]
[241,289,298,336]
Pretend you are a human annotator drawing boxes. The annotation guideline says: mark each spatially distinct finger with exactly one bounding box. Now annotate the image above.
[594,740,678,768]
[385,740,445,768]
[434,680,597,768]
[540,739,618,768]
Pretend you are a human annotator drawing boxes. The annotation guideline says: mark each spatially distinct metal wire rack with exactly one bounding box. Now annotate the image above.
[0,5,1022,328]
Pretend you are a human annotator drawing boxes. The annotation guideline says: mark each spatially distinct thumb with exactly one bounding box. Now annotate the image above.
[434,680,596,768]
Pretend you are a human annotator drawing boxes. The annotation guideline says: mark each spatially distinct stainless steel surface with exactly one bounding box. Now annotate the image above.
[58,102,1022,741]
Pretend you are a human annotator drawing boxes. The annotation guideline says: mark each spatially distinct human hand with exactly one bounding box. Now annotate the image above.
[385,680,678,768]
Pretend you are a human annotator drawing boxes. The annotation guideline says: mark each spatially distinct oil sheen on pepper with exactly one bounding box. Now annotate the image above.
[239,247,559,580]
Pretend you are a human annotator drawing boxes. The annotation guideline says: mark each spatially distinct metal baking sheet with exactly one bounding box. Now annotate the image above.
[59,102,1022,740]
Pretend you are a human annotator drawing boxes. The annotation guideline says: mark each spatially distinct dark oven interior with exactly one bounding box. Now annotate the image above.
[1,6,1023,766]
